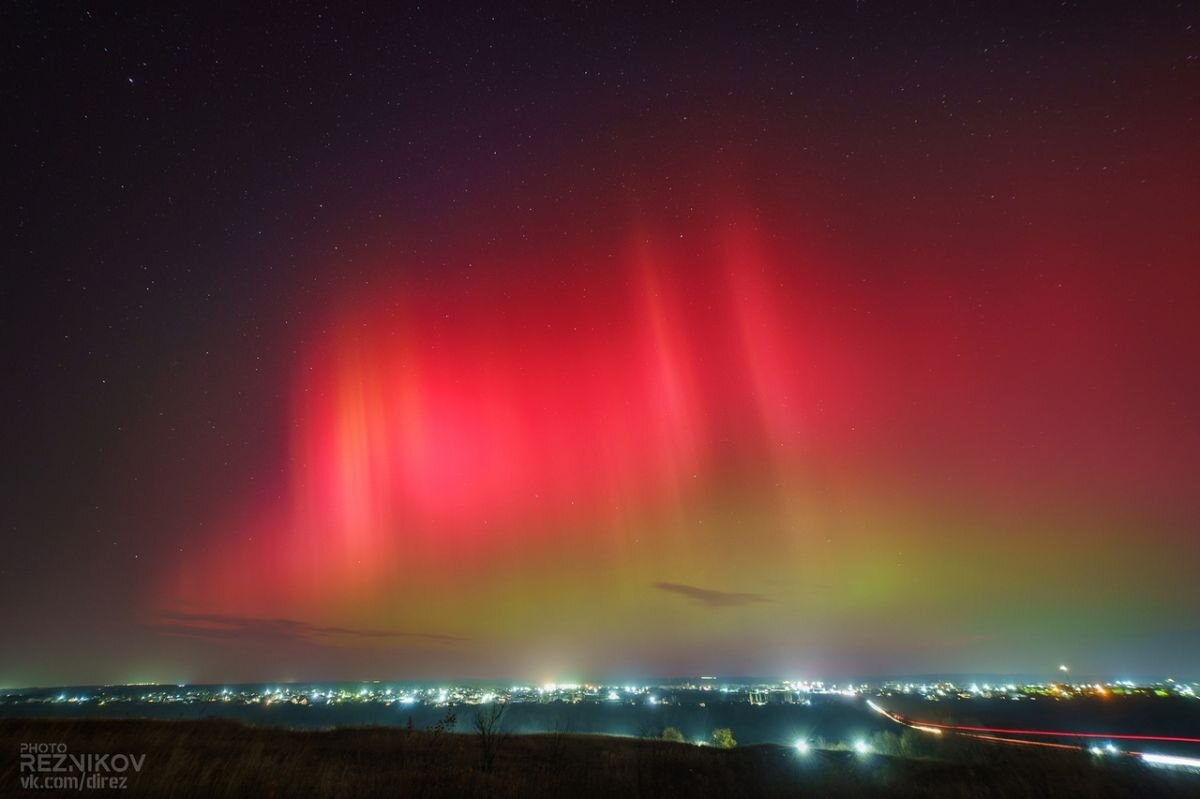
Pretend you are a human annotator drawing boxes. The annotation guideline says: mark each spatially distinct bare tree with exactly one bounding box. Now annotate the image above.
[473,701,508,772]
[420,708,458,770]
[548,708,574,766]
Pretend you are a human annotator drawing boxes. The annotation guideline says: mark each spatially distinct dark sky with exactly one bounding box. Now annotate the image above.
[2,2,1198,688]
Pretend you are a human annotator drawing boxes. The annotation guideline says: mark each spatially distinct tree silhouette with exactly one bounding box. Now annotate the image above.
[473,702,508,772]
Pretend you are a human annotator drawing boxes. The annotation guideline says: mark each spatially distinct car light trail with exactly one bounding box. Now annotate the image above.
[904,722,1200,745]
[961,733,1082,751]
[866,699,899,722]
[868,699,1199,748]
[1140,753,1200,770]
[910,724,944,735]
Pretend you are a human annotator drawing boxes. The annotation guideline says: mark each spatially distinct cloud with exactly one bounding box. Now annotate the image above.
[149,610,465,649]
[652,582,770,608]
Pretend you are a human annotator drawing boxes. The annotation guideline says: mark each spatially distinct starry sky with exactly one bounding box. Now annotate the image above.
[2,2,1198,688]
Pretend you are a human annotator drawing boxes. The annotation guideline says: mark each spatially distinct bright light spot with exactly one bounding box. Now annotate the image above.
[1140,753,1200,770]
[911,724,943,735]
[607,690,619,701]
[1105,743,1118,754]
[1059,664,1069,672]
[795,740,809,754]
[854,740,870,755]
[1090,746,1105,756]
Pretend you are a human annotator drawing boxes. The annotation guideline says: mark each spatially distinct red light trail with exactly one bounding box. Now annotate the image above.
[869,699,1200,746]
[909,721,1200,745]
[961,734,1082,751]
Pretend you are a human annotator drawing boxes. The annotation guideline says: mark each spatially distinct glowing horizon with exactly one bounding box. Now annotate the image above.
[153,198,1199,682]
[5,2,1197,688]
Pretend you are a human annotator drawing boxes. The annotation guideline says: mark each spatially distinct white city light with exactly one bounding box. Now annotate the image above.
[854,739,870,754]
[795,740,809,754]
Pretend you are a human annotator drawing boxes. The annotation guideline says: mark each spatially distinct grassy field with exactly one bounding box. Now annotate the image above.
[1,717,1196,797]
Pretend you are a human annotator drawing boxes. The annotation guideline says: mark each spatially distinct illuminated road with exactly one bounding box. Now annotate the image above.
[904,721,1200,745]
[864,698,1200,753]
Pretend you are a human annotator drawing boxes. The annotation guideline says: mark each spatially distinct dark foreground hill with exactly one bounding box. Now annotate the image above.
[1,718,1195,798]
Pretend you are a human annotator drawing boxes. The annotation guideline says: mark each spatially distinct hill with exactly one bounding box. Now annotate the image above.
[1,718,1195,797]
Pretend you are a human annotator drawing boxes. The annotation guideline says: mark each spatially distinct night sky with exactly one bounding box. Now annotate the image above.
[2,2,1198,688]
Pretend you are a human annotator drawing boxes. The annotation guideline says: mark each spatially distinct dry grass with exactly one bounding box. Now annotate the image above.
[0,717,1194,798]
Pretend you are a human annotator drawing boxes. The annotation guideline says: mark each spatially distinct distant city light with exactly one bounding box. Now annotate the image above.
[9,676,1198,755]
